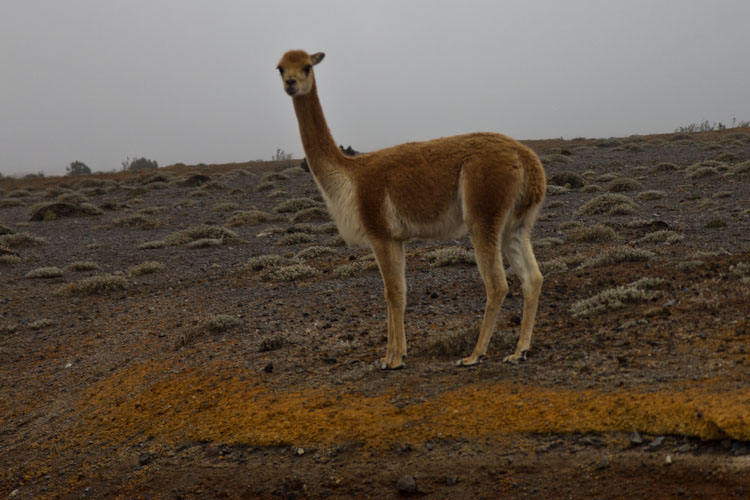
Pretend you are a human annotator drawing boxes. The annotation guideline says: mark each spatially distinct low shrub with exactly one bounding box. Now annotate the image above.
[67,273,128,295]
[425,247,476,267]
[25,267,63,279]
[579,246,655,268]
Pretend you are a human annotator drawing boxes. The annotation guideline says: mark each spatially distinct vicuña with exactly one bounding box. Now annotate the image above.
[276,50,546,369]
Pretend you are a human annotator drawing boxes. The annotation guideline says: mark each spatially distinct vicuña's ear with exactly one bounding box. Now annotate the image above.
[311,52,325,66]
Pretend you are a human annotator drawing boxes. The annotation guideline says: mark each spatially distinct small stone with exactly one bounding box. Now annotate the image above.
[649,436,665,450]
[295,447,305,456]
[676,443,691,453]
[664,454,673,466]
[629,431,643,445]
[425,441,434,450]
[396,475,417,494]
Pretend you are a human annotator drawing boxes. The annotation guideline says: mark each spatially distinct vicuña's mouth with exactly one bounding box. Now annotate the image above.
[285,85,298,96]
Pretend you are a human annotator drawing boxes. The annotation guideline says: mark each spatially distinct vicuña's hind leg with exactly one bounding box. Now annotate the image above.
[502,227,543,362]
[459,232,508,366]
[371,239,407,369]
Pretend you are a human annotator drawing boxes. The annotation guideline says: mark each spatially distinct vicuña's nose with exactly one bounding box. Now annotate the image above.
[285,78,296,86]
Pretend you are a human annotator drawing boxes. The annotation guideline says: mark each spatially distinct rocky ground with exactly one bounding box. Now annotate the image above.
[1,128,749,499]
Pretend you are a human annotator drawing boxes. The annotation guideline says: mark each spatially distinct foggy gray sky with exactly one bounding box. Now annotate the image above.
[2,1,749,177]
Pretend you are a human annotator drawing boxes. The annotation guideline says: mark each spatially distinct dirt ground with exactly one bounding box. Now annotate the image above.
[1,128,749,499]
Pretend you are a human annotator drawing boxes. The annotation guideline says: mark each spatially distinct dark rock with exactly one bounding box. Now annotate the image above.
[396,475,417,494]
[263,362,274,373]
[138,453,153,465]
[649,436,665,450]
[629,431,643,445]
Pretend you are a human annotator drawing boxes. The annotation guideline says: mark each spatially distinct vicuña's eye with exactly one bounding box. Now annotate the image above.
[303,65,312,75]
[276,66,283,75]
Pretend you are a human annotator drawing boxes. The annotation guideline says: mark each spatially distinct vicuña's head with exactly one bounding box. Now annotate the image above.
[277,50,325,97]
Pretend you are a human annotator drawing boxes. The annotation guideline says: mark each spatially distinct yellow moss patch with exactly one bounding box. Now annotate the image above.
[78,361,750,449]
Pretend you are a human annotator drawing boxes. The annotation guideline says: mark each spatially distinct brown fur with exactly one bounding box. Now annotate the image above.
[277,50,546,368]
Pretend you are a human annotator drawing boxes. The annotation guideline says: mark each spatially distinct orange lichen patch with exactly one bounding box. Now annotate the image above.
[77,360,750,450]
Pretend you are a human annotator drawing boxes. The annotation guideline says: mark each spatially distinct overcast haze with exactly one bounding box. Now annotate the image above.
[2,1,749,177]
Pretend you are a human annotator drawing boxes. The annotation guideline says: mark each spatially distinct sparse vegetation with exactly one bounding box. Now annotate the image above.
[204,314,243,332]
[245,254,284,271]
[25,266,64,279]
[0,232,46,247]
[333,260,379,278]
[606,178,644,193]
[273,197,322,214]
[567,224,617,243]
[579,246,655,268]
[295,245,338,259]
[112,214,158,229]
[574,194,638,216]
[637,190,665,201]
[260,263,320,282]
[225,210,271,227]
[65,261,100,272]
[571,277,665,317]
[277,232,315,245]
[66,273,128,295]
[638,230,684,244]
[425,247,475,267]
[127,261,165,276]
[141,225,241,249]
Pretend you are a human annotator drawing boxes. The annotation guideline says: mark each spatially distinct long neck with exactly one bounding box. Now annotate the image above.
[292,81,346,183]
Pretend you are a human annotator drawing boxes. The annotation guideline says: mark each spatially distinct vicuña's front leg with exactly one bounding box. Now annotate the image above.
[371,239,407,369]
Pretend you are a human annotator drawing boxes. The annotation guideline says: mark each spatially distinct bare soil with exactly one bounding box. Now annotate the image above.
[1,129,749,499]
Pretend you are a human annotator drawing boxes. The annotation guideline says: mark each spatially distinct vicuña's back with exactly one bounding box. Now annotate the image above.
[277,50,545,369]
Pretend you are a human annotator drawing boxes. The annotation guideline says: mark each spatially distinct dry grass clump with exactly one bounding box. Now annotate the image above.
[127,261,165,276]
[187,238,223,249]
[650,162,679,173]
[289,206,330,223]
[426,246,476,267]
[29,318,54,330]
[579,246,655,269]
[261,172,290,182]
[606,178,644,192]
[225,210,271,227]
[255,180,278,192]
[582,184,604,193]
[65,261,100,272]
[55,192,89,205]
[712,191,732,199]
[574,194,638,216]
[732,161,750,175]
[427,323,479,358]
[558,221,584,231]
[188,190,208,198]
[281,166,306,176]
[245,254,284,271]
[204,314,243,332]
[534,237,564,248]
[0,232,46,247]
[541,154,573,165]
[268,189,288,198]
[0,223,13,235]
[539,259,568,275]
[211,202,239,213]
[638,230,684,244]
[179,173,211,187]
[141,225,241,249]
[295,246,338,259]
[546,185,569,196]
[25,266,64,279]
[276,232,316,246]
[333,260,379,278]
[29,202,102,221]
[0,198,26,208]
[678,260,705,272]
[260,263,320,282]
[686,165,720,179]
[112,214,158,229]
[0,254,22,265]
[567,224,617,243]
[549,172,586,188]
[637,190,666,201]
[571,277,665,318]
[67,273,128,295]
[272,197,323,214]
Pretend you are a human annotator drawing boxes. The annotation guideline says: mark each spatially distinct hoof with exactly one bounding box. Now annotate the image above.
[503,350,529,364]
[457,356,481,367]
[379,358,405,370]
